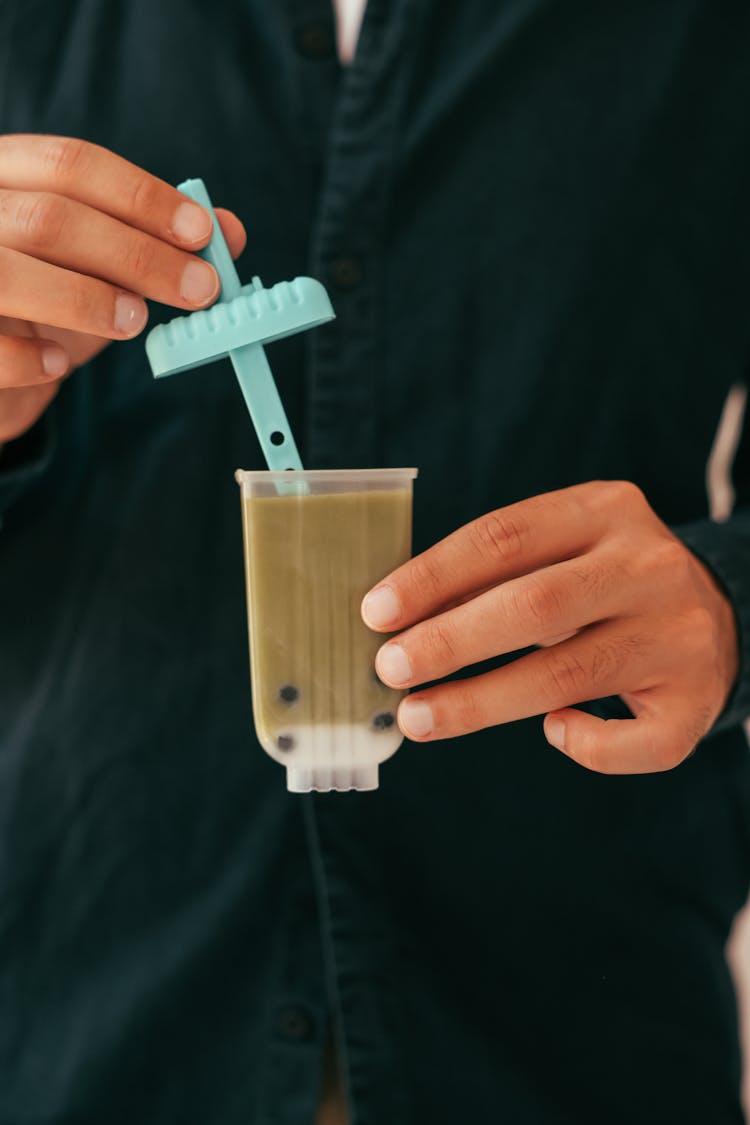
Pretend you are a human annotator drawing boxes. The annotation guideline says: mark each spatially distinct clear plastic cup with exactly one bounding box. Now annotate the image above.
[235,468,418,793]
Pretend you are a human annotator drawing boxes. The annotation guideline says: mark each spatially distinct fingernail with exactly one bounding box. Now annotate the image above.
[399,699,434,739]
[170,201,212,245]
[114,294,148,336]
[545,716,566,751]
[398,697,434,742]
[376,643,412,687]
[362,585,401,629]
[180,260,219,306]
[41,345,68,377]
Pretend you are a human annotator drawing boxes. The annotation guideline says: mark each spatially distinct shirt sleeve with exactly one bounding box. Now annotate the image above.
[673,385,750,735]
[0,407,57,530]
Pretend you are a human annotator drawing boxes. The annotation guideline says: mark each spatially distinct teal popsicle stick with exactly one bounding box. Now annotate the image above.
[144,177,335,476]
[176,179,303,471]
[231,341,304,471]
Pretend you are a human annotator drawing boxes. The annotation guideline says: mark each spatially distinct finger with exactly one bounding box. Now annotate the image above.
[0,383,61,443]
[394,619,664,741]
[361,480,644,632]
[0,334,69,387]
[375,551,630,689]
[214,208,247,261]
[0,247,148,339]
[19,320,110,369]
[0,134,216,249]
[542,696,710,774]
[0,190,220,309]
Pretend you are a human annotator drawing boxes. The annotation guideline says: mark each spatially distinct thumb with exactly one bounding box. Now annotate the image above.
[543,691,706,775]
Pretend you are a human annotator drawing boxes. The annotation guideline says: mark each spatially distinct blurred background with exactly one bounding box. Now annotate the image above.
[706,385,749,1117]
[729,907,750,1117]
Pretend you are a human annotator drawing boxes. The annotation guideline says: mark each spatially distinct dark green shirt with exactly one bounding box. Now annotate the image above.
[1,2,750,1122]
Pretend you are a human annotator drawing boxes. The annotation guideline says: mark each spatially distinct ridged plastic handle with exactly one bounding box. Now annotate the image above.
[175,178,305,472]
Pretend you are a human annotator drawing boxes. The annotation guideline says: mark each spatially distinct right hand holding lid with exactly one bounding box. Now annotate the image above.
[0,134,246,442]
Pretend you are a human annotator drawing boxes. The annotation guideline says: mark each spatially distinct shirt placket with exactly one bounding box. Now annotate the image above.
[256,833,333,1125]
[302,5,420,1123]
[305,0,416,470]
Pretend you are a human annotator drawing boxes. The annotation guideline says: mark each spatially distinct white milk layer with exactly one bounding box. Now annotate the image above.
[256,722,404,792]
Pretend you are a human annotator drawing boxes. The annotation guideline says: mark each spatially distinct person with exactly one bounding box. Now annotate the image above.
[1,2,749,1122]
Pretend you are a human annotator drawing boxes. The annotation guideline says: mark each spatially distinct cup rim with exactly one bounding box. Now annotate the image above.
[235,467,418,485]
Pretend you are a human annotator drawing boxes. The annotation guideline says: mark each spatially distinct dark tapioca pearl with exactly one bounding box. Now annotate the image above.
[277,734,295,752]
[279,684,299,704]
[372,712,395,731]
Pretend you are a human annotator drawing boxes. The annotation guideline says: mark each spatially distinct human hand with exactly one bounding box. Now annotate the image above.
[0,135,246,443]
[361,481,739,774]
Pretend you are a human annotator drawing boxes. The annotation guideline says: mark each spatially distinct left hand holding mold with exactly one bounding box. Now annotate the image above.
[361,480,739,775]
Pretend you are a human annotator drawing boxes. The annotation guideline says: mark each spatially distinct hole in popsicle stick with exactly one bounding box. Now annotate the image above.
[270,431,285,446]
[279,684,299,704]
[277,734,295,752]
[373,712,395,731]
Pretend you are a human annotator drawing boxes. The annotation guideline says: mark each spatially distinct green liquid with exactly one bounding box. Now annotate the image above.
[241,489,413,747]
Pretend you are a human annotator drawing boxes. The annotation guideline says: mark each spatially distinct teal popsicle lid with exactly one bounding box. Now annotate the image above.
[144,178,335,472]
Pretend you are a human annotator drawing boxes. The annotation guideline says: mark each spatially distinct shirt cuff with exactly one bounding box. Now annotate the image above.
[0,408,57,529]
[674,514,750,735]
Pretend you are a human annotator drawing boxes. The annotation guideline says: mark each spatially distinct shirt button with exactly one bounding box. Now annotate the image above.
[276,1004,314,1042]
[295,23,335,60]
[330,256,363,291]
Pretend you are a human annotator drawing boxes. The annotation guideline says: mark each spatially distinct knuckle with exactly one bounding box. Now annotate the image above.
[588,479,644,514]
[672,606,716,660]
[42,136,88,184]
[580,737,607,775]
[686,704,713,748]
[0,245,12,283]
[653,715,707,771]
[450,680,486,733]
[589,641,624,686]
[541,650,589,702]
[650,747,677,773]
[613,479,646,507]
[573,554,622,600]
[411,553,447,603]
[636,727,675,772]
[659,742,689,772]
[648,537,690,579]
[66,275,102,327]
[591,631,653,685]
[682,603,715,643]
[471,509,529,565]
[120,234,158,281]
[517,576,563,629]
[128,175,160,219]
[0,335,24,383]
[13,192,67,249]
[571,718,619,775]
[422,617,459,667]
